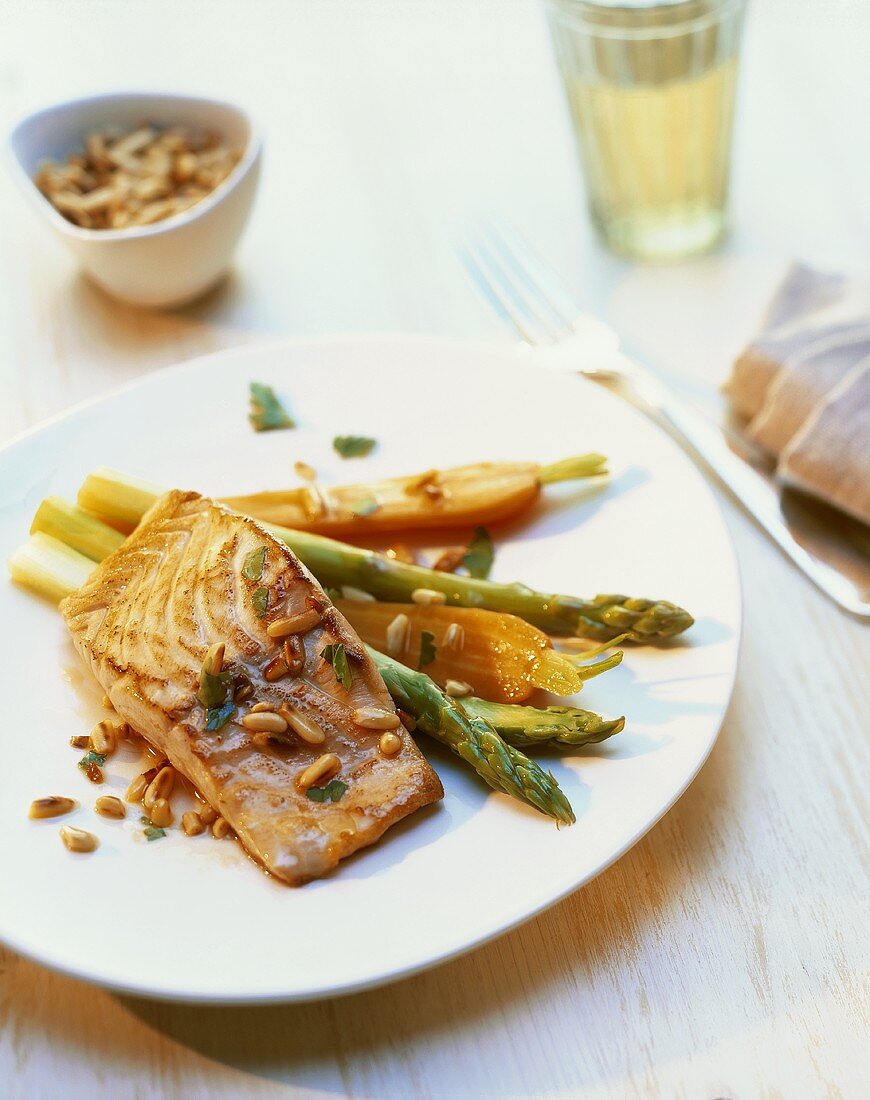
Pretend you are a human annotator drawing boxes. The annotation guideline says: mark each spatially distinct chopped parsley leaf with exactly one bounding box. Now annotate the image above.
[242,546,267,581]
[306,779,348,803]
[249,382,295,431]
[333,435,376,459]
[418,630,437,670]
[462,526,494,580]
[144,825,166,841]
[78,751,106,770]
[205,701,235,731]
[251,586,269,617]
[321,642,353,691]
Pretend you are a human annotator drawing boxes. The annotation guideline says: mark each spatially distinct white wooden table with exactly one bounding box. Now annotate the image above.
[1,2,867,1096]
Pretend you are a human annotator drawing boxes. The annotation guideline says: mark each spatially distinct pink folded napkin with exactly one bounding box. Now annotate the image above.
[726,264,870,526]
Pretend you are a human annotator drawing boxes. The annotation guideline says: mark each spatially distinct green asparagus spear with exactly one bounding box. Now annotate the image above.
[76,470,694,641]
[368,647,575,824]
[464,697,624,750]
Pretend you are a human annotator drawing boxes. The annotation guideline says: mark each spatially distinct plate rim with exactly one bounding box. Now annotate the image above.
[0,333,743,1004]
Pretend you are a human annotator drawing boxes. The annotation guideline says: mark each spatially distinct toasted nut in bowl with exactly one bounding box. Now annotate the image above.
[7,91,261,309]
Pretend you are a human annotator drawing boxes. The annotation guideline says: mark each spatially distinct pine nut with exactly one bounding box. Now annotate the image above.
[443,623,465,652]
[125,770,152,803]
[266,608,321,638]
[95,795,126,819]
[445,679,472,698]
[295,460,316,482]
[149,798,173,828]
[234,679,254,703]
[212,816,232,839]
[182,811,204,836]
[279,705,326,745]
[411,588,447,606]
[283,634,306,674]
[250,701,276,713]
[198,804,218,826]
[29,796,76,820]
[252,730,297,752]
[385,612,411,656]
[341,585,375,602]
[203,641,225,675]
[60,825,98,853]
[69,734,90,749]
[263,654,289,681]
[242,710,289,734]
[353,707,401,730]
[143,765,175,811]
[90,719,124,756]
[296,753,340,791]
[379,731,402,757]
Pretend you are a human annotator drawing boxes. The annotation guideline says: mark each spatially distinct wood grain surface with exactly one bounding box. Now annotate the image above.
[1,1,868,1097]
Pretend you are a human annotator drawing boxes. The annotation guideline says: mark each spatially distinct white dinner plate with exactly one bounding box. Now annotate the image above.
[0,336,741,1003]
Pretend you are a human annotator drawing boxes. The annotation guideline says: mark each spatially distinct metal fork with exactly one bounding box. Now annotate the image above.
[462,227,870,618]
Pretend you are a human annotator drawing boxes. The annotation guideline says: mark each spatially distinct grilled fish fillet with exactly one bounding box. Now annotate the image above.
[60,490,443,884]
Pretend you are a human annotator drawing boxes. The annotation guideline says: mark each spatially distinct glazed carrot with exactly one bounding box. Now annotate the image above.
[219,454,607,536]
[335,599,620,704]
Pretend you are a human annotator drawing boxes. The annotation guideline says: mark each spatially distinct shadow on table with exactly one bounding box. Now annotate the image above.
[114,687,746,1100]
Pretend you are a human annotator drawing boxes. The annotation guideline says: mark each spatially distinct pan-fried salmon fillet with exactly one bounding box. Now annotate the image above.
[60,490,443,884]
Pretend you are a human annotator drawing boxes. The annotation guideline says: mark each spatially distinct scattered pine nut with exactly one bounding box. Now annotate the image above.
[125,771,151,803]
[69,734,90,749]
[443,623,465,652]
[341,586,375,602]
[95,795,126,819]
[266,608,322,638]
[249,701,276,713]
[212,816,232,839]
[90,719,124,756]
[198,804,218,826]
[181,811,205,836]
[353,707,402,730]
[143,766,175,811]
[203,641,225,675]
[149,798,173,828]
[296,753,341,791]
[411,588,447,606]
[445,679,472,698]
[242,711,289,734]
[295,460,316,482]
[279,705,326,745]
[385,612,411,657]
[263,654,290,682]
[60,825,98,853]
[379,731,402,757]
[283,634,306,674]
[29,796,76,820]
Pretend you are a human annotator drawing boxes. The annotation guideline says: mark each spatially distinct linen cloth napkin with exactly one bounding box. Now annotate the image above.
[726,264,870,526]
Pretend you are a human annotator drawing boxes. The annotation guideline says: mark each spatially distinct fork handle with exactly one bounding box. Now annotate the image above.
[609,357,869,618]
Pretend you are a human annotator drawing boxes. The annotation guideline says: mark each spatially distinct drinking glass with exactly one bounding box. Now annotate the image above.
[545,0,747,261]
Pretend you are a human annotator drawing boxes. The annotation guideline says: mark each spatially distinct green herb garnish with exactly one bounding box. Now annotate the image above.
[197,668,232,709]
[249,382,295,432]
[242,546,267,581]
[78,751,106,770]
[205,701,235,731]
[306,779,348,803]
[349,495,379,517]
[333,435,376,459]
[321,643,353,691]
[251,586,269,617]
[144,825,166,841]
[462,526,494,580]
[418,630,437,670]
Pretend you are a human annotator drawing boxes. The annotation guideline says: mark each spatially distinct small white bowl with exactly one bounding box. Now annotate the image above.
[7,91,262,309]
